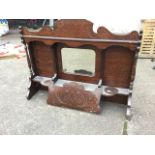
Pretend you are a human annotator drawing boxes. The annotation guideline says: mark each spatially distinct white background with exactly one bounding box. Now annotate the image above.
[2,0,155,33]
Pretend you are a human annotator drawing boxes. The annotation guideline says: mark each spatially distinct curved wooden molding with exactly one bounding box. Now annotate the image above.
[21,19,140,50]
[22,19,139,39]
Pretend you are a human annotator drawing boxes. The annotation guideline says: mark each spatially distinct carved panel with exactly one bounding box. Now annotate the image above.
[47,82,101,112]
[102,46,135,88]
[29,41,57,77]
[22,19,139,50]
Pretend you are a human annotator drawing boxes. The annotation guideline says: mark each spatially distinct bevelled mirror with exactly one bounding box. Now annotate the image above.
[61,48,96,76]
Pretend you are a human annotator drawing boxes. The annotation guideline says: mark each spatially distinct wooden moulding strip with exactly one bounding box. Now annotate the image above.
[22,35,140,44]
[32,76,130,96]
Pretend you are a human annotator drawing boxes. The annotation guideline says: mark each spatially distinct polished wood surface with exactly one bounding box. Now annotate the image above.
[21,19,140,113]
[47,82,101,113]
[22,19,139,50]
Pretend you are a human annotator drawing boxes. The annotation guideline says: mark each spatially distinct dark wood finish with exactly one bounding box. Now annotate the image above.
[47,82,101,113]
[56,44,101,84]
[29,41,57,77]
[21,19,140,115]
[22,19,139,50]
[102,46,135,88]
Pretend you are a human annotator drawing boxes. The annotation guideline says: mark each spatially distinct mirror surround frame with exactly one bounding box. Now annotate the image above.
[56,44,102,84]
[60,47,96,77]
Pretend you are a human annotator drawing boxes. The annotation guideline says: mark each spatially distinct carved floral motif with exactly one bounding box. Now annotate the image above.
[47,82,101,113]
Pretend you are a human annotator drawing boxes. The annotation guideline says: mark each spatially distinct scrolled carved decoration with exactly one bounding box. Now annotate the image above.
[47,82,101,113]
[21,19,140,50]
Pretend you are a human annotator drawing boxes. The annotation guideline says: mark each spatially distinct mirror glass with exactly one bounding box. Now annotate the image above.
[61,48,96,76]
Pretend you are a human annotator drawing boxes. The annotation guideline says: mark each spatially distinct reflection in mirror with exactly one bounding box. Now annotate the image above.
[61,48,96,76]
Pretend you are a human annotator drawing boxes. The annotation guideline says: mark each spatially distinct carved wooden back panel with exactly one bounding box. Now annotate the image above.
[102,46,135,88]
[29,41,57,77]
